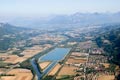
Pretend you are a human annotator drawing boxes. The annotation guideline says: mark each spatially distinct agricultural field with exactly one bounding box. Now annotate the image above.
[0,68,33,80]
[56,65,79,79]
[39,61,51,70]
[48,63,61,76]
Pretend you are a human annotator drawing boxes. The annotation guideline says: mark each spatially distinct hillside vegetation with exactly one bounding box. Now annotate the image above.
[96,26,120,65]
[0,23,28,51]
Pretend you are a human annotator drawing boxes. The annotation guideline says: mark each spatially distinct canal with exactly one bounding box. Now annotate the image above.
[31,48,71,80]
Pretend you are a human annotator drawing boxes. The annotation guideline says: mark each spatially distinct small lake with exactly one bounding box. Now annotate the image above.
[39,48,71,61]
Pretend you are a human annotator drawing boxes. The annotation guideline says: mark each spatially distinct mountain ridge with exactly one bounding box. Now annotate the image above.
[1,12,120,28]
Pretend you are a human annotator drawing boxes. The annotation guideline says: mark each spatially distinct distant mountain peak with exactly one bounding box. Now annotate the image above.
[0,23,4,27]
[0,23,10,27]
[1,12,120,28]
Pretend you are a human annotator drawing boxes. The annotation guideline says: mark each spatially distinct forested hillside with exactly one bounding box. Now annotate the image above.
[0,23,29,51]
[96,26,120,65]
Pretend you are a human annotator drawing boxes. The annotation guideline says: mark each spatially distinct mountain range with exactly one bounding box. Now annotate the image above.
[0,23,29,50]
[1,12,120,28]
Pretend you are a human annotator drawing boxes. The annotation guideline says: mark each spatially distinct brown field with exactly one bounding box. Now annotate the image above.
[71,52,88,56]
[66,58,87,64]
[2,55,26,64]
[48,64,61,76]
[97,75,115,80]
[0,46,44,64]
[14,57,26,63]
[57,65,78,79]
[1,76,16,80]
[1,68,33,80]
[2,55,20,64]
[21,46,43,58]
[0,69,5,74]
[101,63,110,68]
[39,61,51,70]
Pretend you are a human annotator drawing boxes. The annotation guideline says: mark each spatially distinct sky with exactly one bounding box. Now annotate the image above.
[0,0,120,17]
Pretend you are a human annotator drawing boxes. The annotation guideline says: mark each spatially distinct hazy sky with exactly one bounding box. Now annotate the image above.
[0,0,120,17]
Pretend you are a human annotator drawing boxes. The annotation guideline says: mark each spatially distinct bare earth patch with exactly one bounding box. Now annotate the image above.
[101,63,110,68]
[39,61,51,70]
[0,46,44,64]
[1,76,16,80]
[48,64,61,76]
[0,68,5,74]
[1,68,33,80]
[57,65,78,79]
[66,58,87,64]
[1,55,20,64]
[97,75,115,80]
